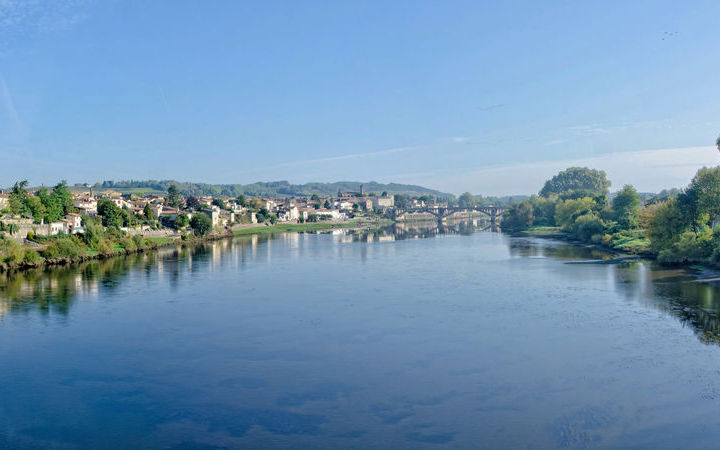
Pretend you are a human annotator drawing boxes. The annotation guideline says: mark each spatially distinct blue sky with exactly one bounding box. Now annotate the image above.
[1,0,719,195]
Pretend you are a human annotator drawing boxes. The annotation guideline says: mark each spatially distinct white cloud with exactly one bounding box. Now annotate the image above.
[0,0,88,33]
[426,146,719,195]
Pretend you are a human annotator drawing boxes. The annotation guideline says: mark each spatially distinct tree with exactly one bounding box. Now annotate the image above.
[555,197,597,229]
[612,185,641,229]
[185,195,201,210]
[458,192,475,209]
[716,135,720,152]
[256,207,270,222]
[175,213,189,228]
[167,184,183,208]
[686,166,720,229]
[9,180,29,214]
[323,200,331,209]
[310,194,319,201]
[501,202,534,231]
[212,198,226,210]
[82,218,105,249]
[236,194,246,207]
[143,203,155,221]
[646,198,689,253]
[540,167,611,198]
[97,199,125,228]
[190,212,212,235]
[50,181,74,215]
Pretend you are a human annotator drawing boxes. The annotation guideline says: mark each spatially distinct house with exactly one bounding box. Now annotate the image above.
[50,221,67,235]
[372,196,394,209]
[159,207,180,220]
[277,205,300,222]
[74,197,97,216]
[63,213,84,234]
[0,193,9,210]
[314,210,346,220]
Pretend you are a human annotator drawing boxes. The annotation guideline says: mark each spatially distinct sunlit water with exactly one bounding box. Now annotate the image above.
[3,224,720,449]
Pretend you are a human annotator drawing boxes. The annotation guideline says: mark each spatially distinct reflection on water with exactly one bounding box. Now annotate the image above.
[4,226,720,349]
[510,237,720,346]
[6,225,720,448]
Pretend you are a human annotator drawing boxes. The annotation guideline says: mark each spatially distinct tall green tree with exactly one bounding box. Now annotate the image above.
[190,212,212,235]
[143,203,155,221]
[167,184,183,208]
[97,199,125,228]
[612,185,641,229]
[458,192,475,208]
[540,167,610,198]
[501,202,534,231]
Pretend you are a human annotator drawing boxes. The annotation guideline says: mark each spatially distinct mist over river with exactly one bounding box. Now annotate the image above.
[3,224,720,449]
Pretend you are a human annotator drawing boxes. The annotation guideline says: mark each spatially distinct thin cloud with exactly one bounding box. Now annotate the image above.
[0,0,88,34]
[255,146,418,171]
[425,146,719,196]
[0,75,22,134]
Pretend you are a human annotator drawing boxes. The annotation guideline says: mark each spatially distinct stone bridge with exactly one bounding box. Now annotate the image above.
[395,206,506,224]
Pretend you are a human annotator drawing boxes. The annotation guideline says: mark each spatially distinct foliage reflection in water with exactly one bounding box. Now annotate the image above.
[3,224,720,349]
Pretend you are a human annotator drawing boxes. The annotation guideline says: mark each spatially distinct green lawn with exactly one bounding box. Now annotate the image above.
[146,237,175,244]
[516,226,564,237]
[233,221,364,236]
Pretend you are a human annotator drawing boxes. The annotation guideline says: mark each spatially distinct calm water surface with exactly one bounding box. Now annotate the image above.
[3,224,720,449]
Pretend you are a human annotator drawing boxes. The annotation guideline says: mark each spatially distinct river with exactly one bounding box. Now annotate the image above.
[2,224,720,448]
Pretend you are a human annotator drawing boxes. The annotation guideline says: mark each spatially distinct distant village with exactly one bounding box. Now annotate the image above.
[0,182,452,240]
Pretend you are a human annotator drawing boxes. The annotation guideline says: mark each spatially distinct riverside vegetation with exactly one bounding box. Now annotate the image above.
[501,148,720,265]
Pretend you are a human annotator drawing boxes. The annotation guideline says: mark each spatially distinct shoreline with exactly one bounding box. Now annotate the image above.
[0,219,391,275]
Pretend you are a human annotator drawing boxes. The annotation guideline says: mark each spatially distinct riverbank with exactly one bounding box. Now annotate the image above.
[0,219,390,274]
[514,226,654,259]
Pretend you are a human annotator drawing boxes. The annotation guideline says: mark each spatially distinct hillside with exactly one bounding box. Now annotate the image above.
[91,180,455,199]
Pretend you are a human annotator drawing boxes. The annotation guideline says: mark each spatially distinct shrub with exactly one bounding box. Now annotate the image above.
[43,237,86,259]
[132,234,145,248]
[23,249,41,264]
[97,239,112,254]
[190,212,212,236]
[83,219,105,249]
[26,231,36,241]
[0,237,24,262]
[572,213,605,241]
[120,237,136,250]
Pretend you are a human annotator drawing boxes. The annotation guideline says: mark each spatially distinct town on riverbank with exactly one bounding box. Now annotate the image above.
[0,181,491,272]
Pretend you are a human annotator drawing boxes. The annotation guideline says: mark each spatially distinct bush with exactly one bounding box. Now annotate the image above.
[43,237,86,259]
[572,213,605,241]
[190,212,213,236]
[132,234,145,248]
[97,239,112,254]
[0,237,25,262]
[83,219,105,249]
[26,231,36,241]
[120,237,136,250]
[23,249,41,264]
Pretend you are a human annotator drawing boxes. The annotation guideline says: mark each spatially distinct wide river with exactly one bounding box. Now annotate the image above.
[3,224,720,449]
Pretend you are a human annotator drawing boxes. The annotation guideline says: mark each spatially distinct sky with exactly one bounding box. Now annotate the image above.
[1,0,719,195]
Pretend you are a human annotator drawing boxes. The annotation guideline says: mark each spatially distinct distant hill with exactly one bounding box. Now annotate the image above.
[92,180,455,199]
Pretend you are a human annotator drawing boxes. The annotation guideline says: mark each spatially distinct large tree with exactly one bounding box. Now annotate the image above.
[458,192,475,208]
[539,167,610,198]
[166,184,183,209]
[612,185,641,229]
[190,212,212,235]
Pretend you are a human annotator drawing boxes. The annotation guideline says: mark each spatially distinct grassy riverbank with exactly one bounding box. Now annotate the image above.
[516,226,652,256]
[232,219,391,236]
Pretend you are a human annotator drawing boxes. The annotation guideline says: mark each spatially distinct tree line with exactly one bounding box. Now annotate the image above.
[500,157,720,264]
